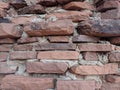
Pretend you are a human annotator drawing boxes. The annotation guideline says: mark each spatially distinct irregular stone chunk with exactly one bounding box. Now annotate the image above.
[13,45,33,51]
[0,45,12,52]
[110,37,120,45]
[78,44,113,52]
[35,43,76,51]
[0,8,7,17]
[63,2,94,11]
[72,35,99,43]
[0,2,9,9]
[45,11,91,22]
[0,38,15,44]
[26,62,68,74]
[57,80,96,90]
[24,19,74,36]
[1,75,54,90]
[0,62,17,74]
[77,19,120,37]
[38,0,58,6]
[10,51,37,60]
[0,23,23,38]
[37,51,79,60]
[106,75,120,83]
[109,52,120,62]
[70,63,118,75]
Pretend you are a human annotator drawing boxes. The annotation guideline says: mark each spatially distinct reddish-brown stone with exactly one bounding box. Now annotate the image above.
[0,2,9,9]
[17,37,37,44]
[109,52,120,62]
[10,51,37,60]
[56,0,72,4]
[1,75,54,90]
[77,19,120,37]
[110,37,120,45]
[106,75,120,83]
[0,62,17,74]
[37,51,79,60]
[78,44,113,52]
[57,80,96,90]
[63,2,94,11]
[26,62,68,74]
[72,35,99,43]
[0,8,7,17]
[0,45,12,52]
[45,11,91,22]
[0,23,23,38]
[0,38,15,44]
[83,52,98,61]
[38,0,57,6]
[70,63,118,75]
[24,19,74,36]
[35,43,76,51]
[48,36,69,43]
[0,53,8,62]
[13,45,33,51]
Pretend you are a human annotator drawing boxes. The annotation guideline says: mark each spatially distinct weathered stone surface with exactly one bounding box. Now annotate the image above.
[1,75,54,90]
[109,52,120,62]
[106,75,120,83]
[101,83,120,90]
[83,52,98,61]
[39,0,57,6]
[24,19,74,36]
[37,51,79,60]
[0,53,8,62]
[17,37,37,44]
[35,43,76,51]
[56,0,72,4]
[48,36,69,43]
[57,80,96,90]
[72,35,99,43]
[110,37,120,45]
[26,62,68,74]
[70,63,118,75]
[0,8,7,17]
[24,0,38,5]
[45,11,91,22]
[0,2,9,9]
[0,38,15,44]
[0,62,17,74]
[101,9,120,19]
[10,51,37,60]
[63,2,94,11]
[13,45,33,51]
[0,18,11,23]
[78,44,113,52]
[77,19,120,37]
[0,23,23,38]
[0,45,12,52]
[18,4,45,14]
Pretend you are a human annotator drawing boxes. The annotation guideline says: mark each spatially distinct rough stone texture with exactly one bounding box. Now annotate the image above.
[57,80,96,90]
[48,36,69,43]
[109,52,120,62]
[63,2,94,11]
[37,51,79,60]
[45,11,91,22]
[78,44,113,52]
[10,51,37,60]
[56,0,72,4]
[77,19,120,37]
[0,23,23,38]
[26,62,68,74]
[0,8,7,17]
[72,35,99,43]
[0,53,8,62]
[106,75,120,83]
[24,19,74,36]
[0,38,15,44]
[83,52,98,61]
[39,0,57,6]
[110,37,120,45]
[0,2,9,9]
[35,43,76,51]
[1,75,54,90]
[0,62,17,74]
[70,63,118,75]
[0,45,12,52]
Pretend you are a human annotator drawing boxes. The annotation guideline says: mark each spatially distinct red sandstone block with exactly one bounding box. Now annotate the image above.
[37,51,79,60]
[0,53,8,62]
[0,38,15,44]
[1,75,54,90]
[70,63,118,75]
[106,75,120,83]
[0,2,9,9]
[10,51,37,60]
[0,45,12,52]
[109,52,120,62]
[78,44,113,52]
[26,62,68,74]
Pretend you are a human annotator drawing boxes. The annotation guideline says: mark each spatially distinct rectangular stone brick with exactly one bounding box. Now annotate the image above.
[37,51,79,60]
[0,53,8,62]
[10,51,37,60]
[35,43,76,51]
[106,75,120,83]
[70,63,118,75]
[0,45,12,52]
[109,52,120,62]
[0,62,17,74]
[1,75,54,90]
[0,38,15,44]
[57,80,96,90]
[26,62,68,74]
[78,44,113,52]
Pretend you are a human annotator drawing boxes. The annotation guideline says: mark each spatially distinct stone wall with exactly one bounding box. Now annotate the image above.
[0,0,120,90]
